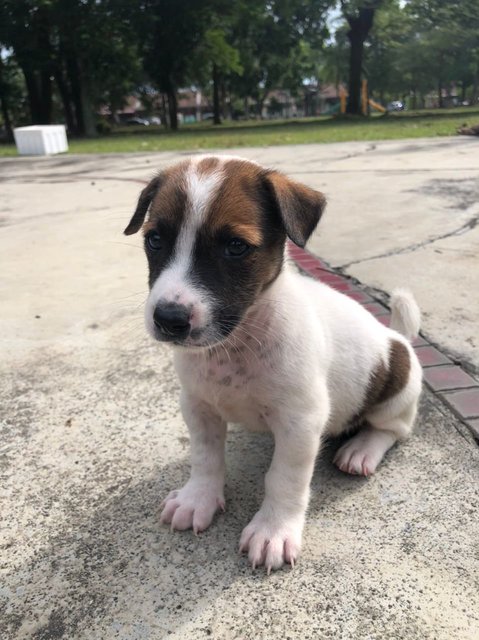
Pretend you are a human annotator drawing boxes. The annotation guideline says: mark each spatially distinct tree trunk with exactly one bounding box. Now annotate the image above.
[64,55,96,136]
[220,80,226,121]
[346,30,363,114]
[438,77,443,108]
[167,87,178,130]
[54,65,76,133]
[472,72,478,105]
[161,93,169,129]
[345,7,376,116]
[37,22,53,124]
[35,3,52,123]
[0,58,14,141]
[257,87,269,119]
[22,68,43,123]
[67,54,85,135]
[437,51,444,108]
[0,94,13,141]
[212,64,221,125]
[471,54,479,104]
[39,70,52,123]
[23,68,52,124]
[80,81,97,137]
[256,98,264,118]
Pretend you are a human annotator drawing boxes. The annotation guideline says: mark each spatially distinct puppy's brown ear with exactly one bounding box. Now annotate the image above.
[264,171,326,247]
[124,175,163,235]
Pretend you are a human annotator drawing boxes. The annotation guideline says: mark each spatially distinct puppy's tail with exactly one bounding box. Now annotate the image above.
[390,288,421,341]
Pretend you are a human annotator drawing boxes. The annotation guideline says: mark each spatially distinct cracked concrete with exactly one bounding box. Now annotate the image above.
[338,212,479,270]
[1,137,478,639]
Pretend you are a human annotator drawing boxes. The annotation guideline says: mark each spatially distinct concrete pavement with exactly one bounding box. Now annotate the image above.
[1,138,478,639]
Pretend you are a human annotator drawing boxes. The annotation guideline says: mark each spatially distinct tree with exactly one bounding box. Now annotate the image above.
[365,0,413,104]
[199,28,242,125]
[0,55,20,139]
[0,0,141,135]
[339,0,383,114]
[406,0,479,107]
[137,0,219,130]
[0,0,55,124]
[228,0,330,118]
[321,26,349,95]
[51,0,141,136]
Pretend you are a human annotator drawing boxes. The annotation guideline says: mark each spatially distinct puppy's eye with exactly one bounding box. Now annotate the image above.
[146,231,162,251]
[224,238,250,258]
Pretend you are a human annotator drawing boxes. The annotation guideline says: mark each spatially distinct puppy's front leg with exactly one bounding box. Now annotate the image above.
[160,391,226,534]
[240,401,328,572]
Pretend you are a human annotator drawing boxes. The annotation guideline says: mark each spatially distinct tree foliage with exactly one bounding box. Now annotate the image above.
[0,0,141,135]
[324,0,479,112]
[1,0,478,136]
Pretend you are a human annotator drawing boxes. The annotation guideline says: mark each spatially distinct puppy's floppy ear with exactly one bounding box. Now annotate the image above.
[124,175,163,235]
[263,171,326,247]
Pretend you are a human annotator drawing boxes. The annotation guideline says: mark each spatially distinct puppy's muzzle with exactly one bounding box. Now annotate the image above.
[153,303,191,341]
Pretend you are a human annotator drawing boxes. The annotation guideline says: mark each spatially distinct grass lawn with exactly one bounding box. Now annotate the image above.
[1,107,478,156]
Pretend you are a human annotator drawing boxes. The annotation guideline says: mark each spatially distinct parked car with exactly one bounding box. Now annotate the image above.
[126,117,150,126]
[387,101,405,112]
[148,116,161,125]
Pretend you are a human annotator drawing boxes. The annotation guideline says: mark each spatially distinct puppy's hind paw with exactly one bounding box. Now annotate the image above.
[333,428,396,477]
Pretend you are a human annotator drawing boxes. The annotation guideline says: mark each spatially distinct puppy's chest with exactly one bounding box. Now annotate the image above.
[183,349,276,428]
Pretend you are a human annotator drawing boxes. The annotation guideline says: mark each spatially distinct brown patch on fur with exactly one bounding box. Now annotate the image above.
[197,156,221,174]
[198,159,286,291]
[363,339,411,412]
[142,161,190,233]
[124,160,192,235]
[206,159,265,246]
[124,175,163,235]
[265,171,326,247]
[229,223,262,246]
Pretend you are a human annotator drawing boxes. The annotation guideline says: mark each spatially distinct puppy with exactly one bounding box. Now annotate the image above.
[124,155,422,572]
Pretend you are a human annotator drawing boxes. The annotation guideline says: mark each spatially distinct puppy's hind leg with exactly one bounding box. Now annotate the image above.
[335,336,422,477]
[333,400,418,477]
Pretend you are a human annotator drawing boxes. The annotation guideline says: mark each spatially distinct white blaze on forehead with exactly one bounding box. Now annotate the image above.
[145,161,225,335]
[173,161,224,272]
[186,161,225,220]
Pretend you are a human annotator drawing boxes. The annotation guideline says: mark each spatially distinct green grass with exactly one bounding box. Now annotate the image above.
[1,107,478,157]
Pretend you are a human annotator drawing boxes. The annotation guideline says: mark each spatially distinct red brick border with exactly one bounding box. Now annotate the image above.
[288,243,479,442]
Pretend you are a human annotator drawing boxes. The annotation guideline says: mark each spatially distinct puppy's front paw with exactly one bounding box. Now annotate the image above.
[159,480,225,534]
[239,509,303,573]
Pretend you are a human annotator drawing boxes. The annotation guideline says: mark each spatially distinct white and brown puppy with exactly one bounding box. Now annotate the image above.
[124,155,422,573]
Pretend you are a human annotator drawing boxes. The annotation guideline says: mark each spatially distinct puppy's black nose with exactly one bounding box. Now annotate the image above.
[153,304,191,339]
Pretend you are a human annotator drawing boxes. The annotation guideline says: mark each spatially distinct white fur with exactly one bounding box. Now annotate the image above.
[159,265,422,572]
[153,161,423,573]
[390,288,421,340]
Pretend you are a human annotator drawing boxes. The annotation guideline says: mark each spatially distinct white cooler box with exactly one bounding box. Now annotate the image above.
[13,125,68,156]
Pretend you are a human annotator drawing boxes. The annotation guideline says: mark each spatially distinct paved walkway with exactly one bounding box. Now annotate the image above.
[1,138,478,639]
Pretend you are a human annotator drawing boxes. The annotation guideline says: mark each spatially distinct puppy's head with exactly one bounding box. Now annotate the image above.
[124,156,326,347]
